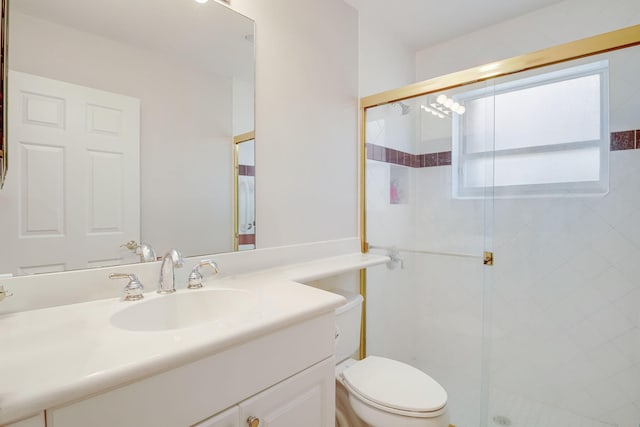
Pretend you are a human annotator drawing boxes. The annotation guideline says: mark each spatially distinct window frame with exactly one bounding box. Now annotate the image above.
[452,60,610,199]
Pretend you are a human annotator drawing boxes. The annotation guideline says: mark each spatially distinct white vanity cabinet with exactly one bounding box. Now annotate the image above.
[43,313,336,427]
[195,357,334,427]
[238,356,334,427]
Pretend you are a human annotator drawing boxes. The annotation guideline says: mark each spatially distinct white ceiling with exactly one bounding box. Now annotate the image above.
[14,0,566,78]
[344,0,566,50]
[13,0,255,81]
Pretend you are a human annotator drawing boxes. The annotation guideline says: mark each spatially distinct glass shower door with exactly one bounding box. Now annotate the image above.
[363,81,496,427]
[485,45,640,427]
[363,27,640,427]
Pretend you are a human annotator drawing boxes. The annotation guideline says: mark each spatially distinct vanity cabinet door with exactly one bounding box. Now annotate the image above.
[192,407,239,427]
[238,357,334,427]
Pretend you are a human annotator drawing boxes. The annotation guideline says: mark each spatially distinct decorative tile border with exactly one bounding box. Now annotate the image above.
[238,234,255,245]
[238,165,255,176]
[366,143,451,168]
[368,129,640,169]
[611,130,638,151]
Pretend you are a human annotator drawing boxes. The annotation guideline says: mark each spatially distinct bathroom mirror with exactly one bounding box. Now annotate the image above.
[0,0,255,276]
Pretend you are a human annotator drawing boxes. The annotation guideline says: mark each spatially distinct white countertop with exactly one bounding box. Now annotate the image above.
[0,252,388,424]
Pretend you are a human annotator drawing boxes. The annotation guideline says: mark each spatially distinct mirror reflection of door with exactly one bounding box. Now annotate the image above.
[0,71,140,275]
[234,132,255,251]
[2,0,255,278]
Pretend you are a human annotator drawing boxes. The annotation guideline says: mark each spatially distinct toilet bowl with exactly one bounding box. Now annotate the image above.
[332,289,450,427]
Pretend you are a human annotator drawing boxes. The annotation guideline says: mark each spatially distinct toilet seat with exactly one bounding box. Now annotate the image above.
[341,356,447,418]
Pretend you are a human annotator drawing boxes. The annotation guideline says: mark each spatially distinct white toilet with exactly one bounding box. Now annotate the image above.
[333,289,450,427]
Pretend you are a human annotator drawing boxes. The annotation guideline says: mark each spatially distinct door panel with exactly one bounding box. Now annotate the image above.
[238,358,334,427]
[0,71,140,275]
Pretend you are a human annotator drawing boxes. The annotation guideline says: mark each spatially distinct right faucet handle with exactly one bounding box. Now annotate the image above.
[187,260,220,289]
[109,273,144,301]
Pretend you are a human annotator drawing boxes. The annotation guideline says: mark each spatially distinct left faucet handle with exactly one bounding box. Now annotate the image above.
[109,273,144,301]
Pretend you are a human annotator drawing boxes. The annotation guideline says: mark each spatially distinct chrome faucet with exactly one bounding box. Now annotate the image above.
[121,240,157,262]
[158,248,184,294]
[138,242,157,263]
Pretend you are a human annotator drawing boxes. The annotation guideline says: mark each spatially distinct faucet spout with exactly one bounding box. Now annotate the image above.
[158,248,184,294]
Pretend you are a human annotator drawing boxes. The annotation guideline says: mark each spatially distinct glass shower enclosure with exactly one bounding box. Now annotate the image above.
[361,25,640,427]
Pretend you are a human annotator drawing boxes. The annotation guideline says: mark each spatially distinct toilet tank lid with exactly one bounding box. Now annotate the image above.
[330,289,363,315]
[342,356,447,413]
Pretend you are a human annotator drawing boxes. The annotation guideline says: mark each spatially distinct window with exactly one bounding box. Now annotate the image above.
[452,60,609,198]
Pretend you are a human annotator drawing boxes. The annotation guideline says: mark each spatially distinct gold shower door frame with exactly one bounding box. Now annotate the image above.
[357,24,640,359]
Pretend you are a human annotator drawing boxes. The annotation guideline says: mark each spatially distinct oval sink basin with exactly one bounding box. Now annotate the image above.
[111,288,258,332]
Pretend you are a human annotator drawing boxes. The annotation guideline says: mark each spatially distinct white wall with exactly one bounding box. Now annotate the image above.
[358,18,415,97]
[415,0,640,81]
[9,11,234,257]
[233,76,255,136]
[227,0,359,249]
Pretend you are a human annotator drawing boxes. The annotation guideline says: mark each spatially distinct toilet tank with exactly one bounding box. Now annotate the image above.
[331,289,363,363]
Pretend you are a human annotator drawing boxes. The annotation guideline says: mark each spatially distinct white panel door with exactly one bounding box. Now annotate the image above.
[238,358,335,427]
[0,71,140,275]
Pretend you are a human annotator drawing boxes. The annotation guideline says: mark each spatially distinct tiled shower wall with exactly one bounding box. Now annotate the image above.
[366,155,486,427]
[415,151,640,427]
[238,164,255,176]
[367,147,640,427]
[486,148,640,426]
[366,105,422,378]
